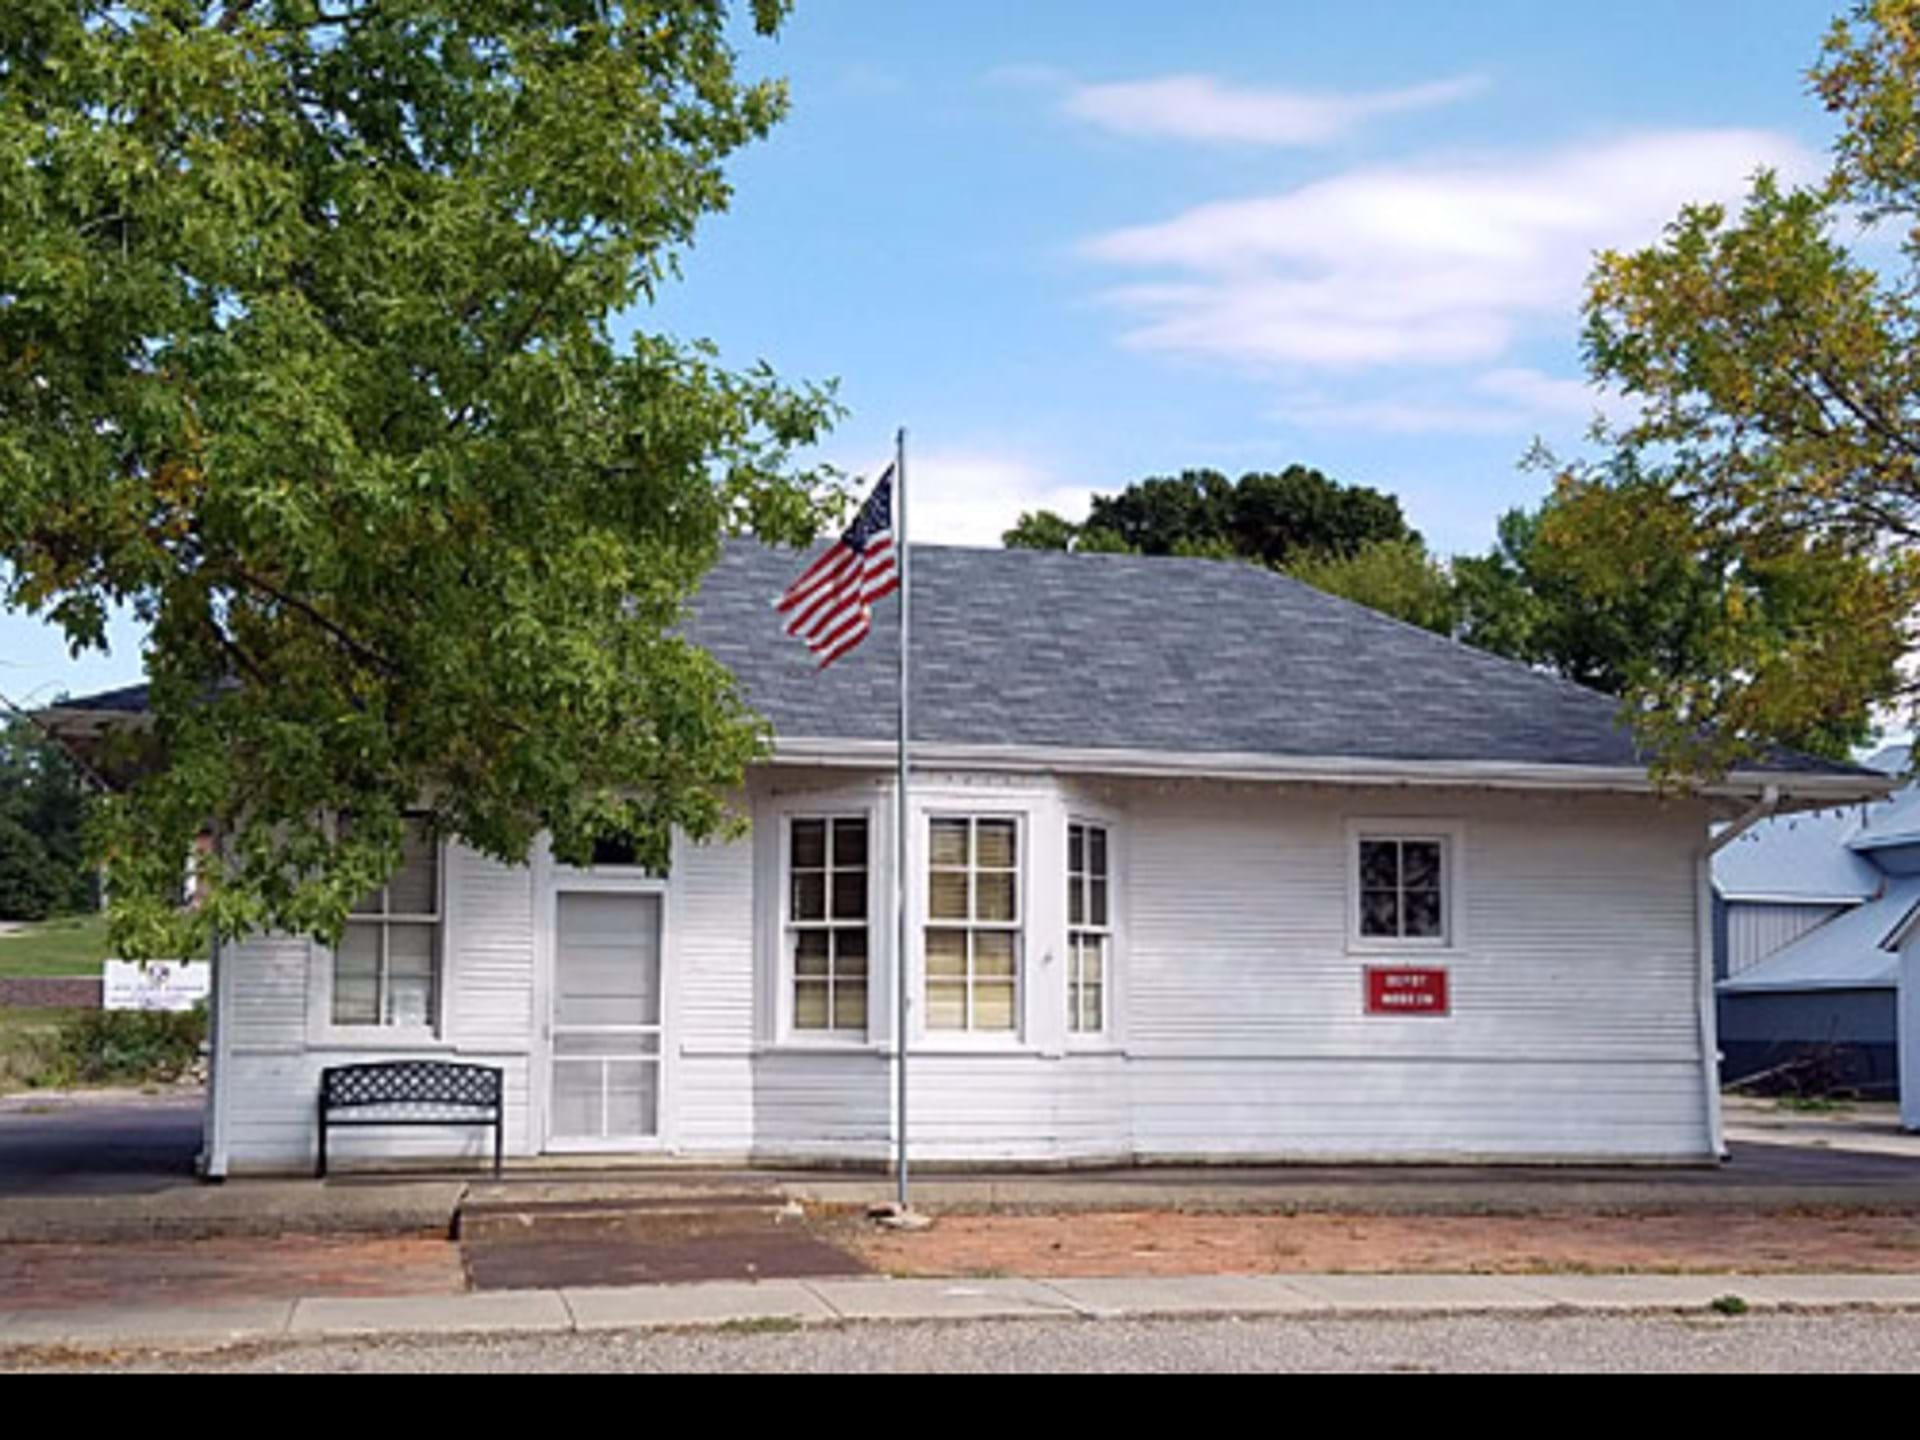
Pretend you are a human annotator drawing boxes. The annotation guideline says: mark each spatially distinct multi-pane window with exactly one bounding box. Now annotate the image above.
[789,817,870,1033]
[1357,837,1448,943]
[334,819,442,1029]
[926,817,1020,1033]
[1067,822,1111,1035]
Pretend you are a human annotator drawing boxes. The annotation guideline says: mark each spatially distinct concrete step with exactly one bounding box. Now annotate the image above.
[456,1190,796,1244]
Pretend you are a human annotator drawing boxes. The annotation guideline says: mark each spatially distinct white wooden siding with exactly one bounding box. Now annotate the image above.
[220,843,538,1174]
[214,774,1716,1171]
[1725,902,1849,978]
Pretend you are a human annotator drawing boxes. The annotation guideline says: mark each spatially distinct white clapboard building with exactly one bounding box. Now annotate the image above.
[48,544,1891,1174]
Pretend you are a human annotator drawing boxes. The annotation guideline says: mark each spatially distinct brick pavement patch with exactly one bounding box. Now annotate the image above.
[0,1236,466,1313]
[462,1207,871,1291]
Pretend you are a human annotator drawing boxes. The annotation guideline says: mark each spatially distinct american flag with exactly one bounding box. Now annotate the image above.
[774,466,900,668]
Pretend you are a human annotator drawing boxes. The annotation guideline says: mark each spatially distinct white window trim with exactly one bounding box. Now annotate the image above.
[1344,818,1468,956]
[919,807,1030,1048]
[779,809,878,1045]
[307,830,451,1050]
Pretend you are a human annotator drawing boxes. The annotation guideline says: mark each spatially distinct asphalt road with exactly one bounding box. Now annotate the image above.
[48,1311,1920,1373]
[0,1092,202,1197]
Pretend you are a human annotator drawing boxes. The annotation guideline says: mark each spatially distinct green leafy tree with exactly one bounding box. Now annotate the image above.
[1002,466,1417,566]
[1286,538,1459,637]
[0,714,95,921]
[1561,0,1920,775]
[0,2,841,957]
[1003,509,1082,551]
[1456,461,1894,762]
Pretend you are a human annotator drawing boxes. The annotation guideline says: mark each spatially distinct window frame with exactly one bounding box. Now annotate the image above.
[922,810,1026,1041]
[309,819,450,1048]
[1066,817,1114,1039]
[1345,819,1466,955]
[781,811,876,1042]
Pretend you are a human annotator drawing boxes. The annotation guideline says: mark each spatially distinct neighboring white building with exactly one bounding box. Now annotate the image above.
[50,545,1890,1174]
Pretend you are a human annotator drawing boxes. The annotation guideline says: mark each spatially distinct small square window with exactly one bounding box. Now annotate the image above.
[1355,834,1452,946]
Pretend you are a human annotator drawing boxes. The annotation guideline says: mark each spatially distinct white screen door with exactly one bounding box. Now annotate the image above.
[549,891,663,1147]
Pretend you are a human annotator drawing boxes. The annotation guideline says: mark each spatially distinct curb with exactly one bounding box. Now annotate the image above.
[5,1273,1920,1356]
[0,1182,468,1244]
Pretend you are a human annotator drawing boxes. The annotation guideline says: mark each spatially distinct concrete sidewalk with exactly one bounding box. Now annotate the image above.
[5,1271,1920,1353]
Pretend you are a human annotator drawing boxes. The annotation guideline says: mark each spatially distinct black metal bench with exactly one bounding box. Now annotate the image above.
[316,1060,505,1179]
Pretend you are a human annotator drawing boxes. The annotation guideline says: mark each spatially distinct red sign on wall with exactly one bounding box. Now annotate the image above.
[1364,966,1451,1017]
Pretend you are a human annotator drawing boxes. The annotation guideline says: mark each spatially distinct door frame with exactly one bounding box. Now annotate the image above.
[531,845,675,1156]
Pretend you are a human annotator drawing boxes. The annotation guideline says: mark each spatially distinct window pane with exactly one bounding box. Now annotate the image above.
[1082,937,1105,984]
[976,872,1016,923]
[1068,875,1084,927]
[834,980,868,1031]
[930,819,970,867]
[388,824,438,915]
[1403,842,1443,892]
[832,818,868,869]
[384,926,436,1029]
[386,973,435,1029]
[1360,841,1400,891]
[795,980,831,1030]
[974,982,1017,1031]
[333,976,380,1027]
[926,929,967,977]
[332,924,380,1026]
[1068,824,1084,876]
[1081,984,1103,1033]
[975,931,1016,978]
[795,929,830,978]
[976,820,1016,869]
[1361,890,1401,938]
[388,923,434,977]
[927,981,967,1031]
[590,834,641,868]
[1089,877,1109,928]
[1405,888,1445,939]
[792,871,827,923]
[1089,827,1108,879]
[835,928,869,977]
[831,870,868,922]
[792,820,827,870]
[929,870,969,921]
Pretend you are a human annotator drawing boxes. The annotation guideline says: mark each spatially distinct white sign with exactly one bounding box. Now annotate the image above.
[103,960,211,1013]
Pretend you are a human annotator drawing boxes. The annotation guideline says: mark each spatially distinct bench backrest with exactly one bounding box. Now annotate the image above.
[320,1061,502,1113]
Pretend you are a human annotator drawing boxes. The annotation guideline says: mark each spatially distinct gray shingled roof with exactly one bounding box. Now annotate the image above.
[44,543,1879,779]
[688,542,1862,775]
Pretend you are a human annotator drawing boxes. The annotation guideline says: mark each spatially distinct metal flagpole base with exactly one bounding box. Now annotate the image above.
[867,1202,934,1232]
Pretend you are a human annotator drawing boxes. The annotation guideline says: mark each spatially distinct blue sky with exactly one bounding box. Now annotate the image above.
[0,0,1849,704]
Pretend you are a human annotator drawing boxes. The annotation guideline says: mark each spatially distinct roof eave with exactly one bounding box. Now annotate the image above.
[768,737,1893,802]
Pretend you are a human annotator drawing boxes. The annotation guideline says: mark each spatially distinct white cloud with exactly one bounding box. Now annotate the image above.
[1064,73,1487,147]
[1274,368,1637,437]
[897,452,1093,548]
[1085,129,1819,373]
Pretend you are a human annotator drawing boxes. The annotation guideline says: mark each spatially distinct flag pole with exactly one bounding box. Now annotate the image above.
[894,426,912,1213]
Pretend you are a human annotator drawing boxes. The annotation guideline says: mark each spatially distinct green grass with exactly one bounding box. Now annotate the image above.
[0,1006,82,1093]
[0,912,113,978]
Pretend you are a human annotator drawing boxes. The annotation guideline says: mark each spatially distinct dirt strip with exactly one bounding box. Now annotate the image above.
[846,1209,1920,1280]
